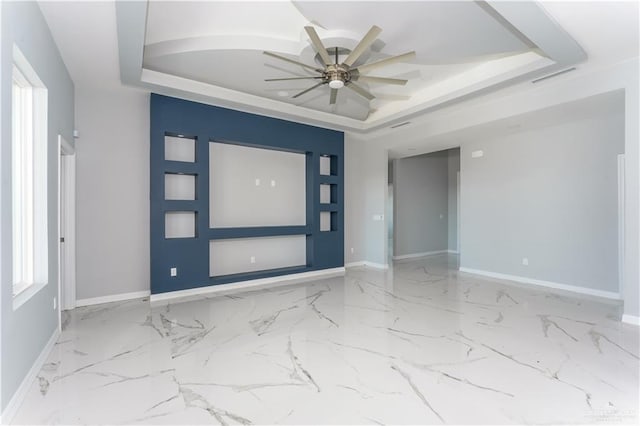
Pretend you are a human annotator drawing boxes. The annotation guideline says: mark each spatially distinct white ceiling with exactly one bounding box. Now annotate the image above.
[142,0,546,122]
[38,1,639,132]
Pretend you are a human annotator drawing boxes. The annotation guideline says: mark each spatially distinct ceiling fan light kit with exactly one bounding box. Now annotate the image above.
[264,25,415,105]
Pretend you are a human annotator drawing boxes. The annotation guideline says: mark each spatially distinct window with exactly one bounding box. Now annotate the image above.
[12,46,48,305]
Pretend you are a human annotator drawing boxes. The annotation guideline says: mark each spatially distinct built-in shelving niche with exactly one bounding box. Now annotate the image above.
[150,94,343,294]
[165,173,196,200]
[165,135,196,162]
[209,235,307,277]
[165,211,197,238]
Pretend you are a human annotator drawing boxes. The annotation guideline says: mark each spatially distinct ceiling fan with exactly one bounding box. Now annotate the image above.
[264,25,416,105]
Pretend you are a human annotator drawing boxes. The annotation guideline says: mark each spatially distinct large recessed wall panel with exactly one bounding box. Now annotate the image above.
[210,235,306,277]
[150,94,344,294]
[209,143,305,227]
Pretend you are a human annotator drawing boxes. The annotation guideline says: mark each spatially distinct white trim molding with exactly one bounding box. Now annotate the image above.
[150,267,346,304]
[76,290,151,307]
[393,250,452,260]
[345,261,389,270]
[1,329,59,424]
[363,262,389,270]
[459,267,621,300]
[622,314,640,326]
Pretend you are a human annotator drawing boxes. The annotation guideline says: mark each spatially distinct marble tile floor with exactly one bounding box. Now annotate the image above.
[11,254,640,425]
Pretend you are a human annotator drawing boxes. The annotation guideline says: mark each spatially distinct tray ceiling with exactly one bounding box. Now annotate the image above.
[115,1,586,132]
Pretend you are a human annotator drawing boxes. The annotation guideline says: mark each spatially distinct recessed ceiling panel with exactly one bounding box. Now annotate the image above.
[292,1,532,62]
[134,1,585,129]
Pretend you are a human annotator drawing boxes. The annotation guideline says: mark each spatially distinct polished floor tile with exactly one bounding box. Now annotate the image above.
[11,255,639,424]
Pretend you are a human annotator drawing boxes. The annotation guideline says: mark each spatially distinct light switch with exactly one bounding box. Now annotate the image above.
[471,150,484,158]
[255,178,261,186]
[170,267,177,277]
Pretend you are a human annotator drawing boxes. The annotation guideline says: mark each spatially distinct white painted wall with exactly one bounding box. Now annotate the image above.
[75,87,149,300]
[460,111,624,292]
[393,151,450,257]
[0,1,74,412]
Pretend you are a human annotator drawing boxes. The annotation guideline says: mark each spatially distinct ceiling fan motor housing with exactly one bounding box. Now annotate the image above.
[324,64,351,88]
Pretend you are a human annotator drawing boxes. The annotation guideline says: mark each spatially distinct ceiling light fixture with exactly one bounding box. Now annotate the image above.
[329,78,344,89]
[264,25,415,106]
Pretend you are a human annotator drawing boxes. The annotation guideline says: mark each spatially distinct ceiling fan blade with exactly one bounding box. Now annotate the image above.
[342,25,382,67]
[329,88,338,105]
[345,81,375,101]
[304,26,333,66]
[263,51,324,73]
[292,82,325,99]
[265,76,323,81]
[353,51,416,73]
[354,75,408,85]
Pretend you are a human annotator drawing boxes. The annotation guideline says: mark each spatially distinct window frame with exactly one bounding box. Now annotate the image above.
[12,46,49,310]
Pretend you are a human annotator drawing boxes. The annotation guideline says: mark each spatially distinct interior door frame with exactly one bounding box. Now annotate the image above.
[618,154,625,295]
[58,134,76,324]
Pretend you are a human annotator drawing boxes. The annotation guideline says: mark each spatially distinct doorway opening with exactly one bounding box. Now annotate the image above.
[390,147,460,263]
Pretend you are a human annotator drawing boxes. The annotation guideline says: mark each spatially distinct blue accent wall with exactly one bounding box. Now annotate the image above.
[150,94,344,294]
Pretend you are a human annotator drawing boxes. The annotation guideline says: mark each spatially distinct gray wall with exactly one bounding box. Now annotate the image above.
[1,1,74,410]
[460,112,624,292]
[344,134,366,264]
[393,150,450,257]
[75,87,149,300]
[344,135,388,266]
[447,149,460,251]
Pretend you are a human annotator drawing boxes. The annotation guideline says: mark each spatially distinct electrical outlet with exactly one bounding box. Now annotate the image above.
[250,256,256,264]
[271,180,276,187]
[350,247,354,254]
[255,178,260,186]
[53,297,57,310]
[170,267,177,276]
[522,258,529,266]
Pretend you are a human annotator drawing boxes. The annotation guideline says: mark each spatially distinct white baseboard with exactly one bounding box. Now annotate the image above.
[393,250,458,260]
[76,290,150,307]
[345,261,365,268]
[364,261,389,270]
[150,267,346,303]
[622,314,640,326]
[1,328,60,424]
[458,267,621,300]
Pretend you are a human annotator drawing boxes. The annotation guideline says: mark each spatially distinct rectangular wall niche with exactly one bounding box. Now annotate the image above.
[165,135,195,162]
[209,142,306,227]
[320,211,337,232]
[320,155,338,176]
[209,235,306,277]
[320,184,337,204]
[165,211,196,238]
[165,173,196,200]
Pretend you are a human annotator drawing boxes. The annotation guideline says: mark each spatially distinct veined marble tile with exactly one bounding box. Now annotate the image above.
[11,255,639,425]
